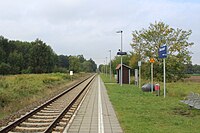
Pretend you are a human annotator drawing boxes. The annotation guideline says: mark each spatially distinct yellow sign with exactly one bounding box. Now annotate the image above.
[149,58,155,63]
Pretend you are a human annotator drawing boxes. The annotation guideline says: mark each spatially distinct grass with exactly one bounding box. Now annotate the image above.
[191,74,200,76]
[0,73,86,119]
[100,74,116,83]
[101,74,200,133]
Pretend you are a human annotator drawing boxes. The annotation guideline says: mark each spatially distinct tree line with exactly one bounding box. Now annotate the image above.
[100,22,197,82]
[185,64,200,74]
[0,36,97,75]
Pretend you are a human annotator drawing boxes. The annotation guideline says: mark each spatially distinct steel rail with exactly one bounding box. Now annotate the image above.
[44,74,96,132]
[0,74,95,133]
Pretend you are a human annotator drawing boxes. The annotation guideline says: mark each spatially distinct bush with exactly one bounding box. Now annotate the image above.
[0,89,12,107]
[53,67,69,73]
[0,63,11,75]
[43,77,61,84]
[21,67,32,74]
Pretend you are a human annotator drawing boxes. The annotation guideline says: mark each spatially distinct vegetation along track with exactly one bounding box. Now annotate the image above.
[0,74,96,133]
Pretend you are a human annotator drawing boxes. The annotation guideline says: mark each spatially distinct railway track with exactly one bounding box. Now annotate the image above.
[0,74,96,133]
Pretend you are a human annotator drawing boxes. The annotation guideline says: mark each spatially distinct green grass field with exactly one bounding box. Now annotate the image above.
[101,74,200,133]
[0,73,86,119]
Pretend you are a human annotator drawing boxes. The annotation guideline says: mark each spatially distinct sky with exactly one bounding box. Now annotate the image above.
[0,0,200,66]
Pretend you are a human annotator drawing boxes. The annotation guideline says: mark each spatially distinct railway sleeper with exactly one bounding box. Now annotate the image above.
[46,105,63,109]
[69,108,76,112]
[27,118,53,123]
[52,131,62,133]
[71,106,77,109]
[61,118,70,122]
[13,126,47,132]
[36,112,60,116]
[63,114,72,119]
[72,104,78,107]
[19,121,51,127]
[66,112,73,115]
[40,109,60,113]
[53,126,64,132]
[50,104,65,107]
[32,115,57,119]
[43,107,61,111]
[49,105,67,109]
[50,102,65,106]
[52,101,67,104]
[58,121,67,126]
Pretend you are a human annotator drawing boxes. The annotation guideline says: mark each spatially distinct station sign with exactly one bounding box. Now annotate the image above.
[117,51,127,55]
[138,61,141,67]
[158,45,167,58]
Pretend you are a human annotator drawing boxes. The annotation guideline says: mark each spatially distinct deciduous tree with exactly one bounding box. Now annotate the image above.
[131,22,193,82]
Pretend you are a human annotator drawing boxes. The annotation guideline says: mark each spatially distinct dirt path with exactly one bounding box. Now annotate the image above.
[184,76,200,82]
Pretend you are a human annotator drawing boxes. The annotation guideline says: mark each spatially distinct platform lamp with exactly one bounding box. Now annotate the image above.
[116,30,123,86]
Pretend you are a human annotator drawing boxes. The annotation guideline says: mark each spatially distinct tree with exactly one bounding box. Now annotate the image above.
[193,64,200,74]
[0,63,11,75]
[82,61,92,72]
[82,59,97,72]
[0,36,9,63]
[185,64,200,74]
[111,55,130,74]
[131,21,194,82]
[88,58,97,72]
[0,47,6,63]
[29,39,56,73]
[98,64,105,73]
[77,55,86,63]
[11,40,32,71]
[69,56,80,73]
[57,55,69,69]
[7,51,23,74]
[0,36,97,74]
[129,52,140,69]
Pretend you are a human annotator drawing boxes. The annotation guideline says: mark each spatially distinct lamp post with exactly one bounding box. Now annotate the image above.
[138,61,141,89]
[116,30,123,86]
[109,50,112,81]
[106,57,107,77]
[103,60,105,74]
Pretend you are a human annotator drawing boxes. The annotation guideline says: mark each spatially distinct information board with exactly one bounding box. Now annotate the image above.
[158,45,167,58]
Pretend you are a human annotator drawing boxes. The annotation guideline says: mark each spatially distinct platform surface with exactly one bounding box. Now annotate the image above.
[64,75,123,133]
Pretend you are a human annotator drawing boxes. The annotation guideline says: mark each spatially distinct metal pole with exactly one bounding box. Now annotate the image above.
[164,58,166,98]
[116,30,123,86]
[104,61,105,74]
[109,50,112,81]
[120,31,123,86]
[106,57,107,77]
[121,56,123,86]
[151,63,153,92]
[139,66,141,89]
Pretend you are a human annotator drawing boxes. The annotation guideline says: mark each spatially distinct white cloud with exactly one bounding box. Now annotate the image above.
[0,0,199,65]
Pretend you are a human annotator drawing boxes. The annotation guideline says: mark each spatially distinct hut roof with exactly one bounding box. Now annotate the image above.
[116,64,131,70]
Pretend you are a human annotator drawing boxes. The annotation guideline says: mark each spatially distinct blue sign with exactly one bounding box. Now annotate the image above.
[158,45,167,58]
[117,52,127,55]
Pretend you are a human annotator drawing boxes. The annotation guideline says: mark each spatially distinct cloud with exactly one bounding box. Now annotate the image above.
[0,0,199,65]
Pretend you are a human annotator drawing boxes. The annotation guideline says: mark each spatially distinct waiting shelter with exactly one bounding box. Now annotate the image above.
[116,64,131,84]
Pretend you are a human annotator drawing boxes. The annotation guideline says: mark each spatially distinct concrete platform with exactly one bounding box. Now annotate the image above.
[64,75,123,133]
